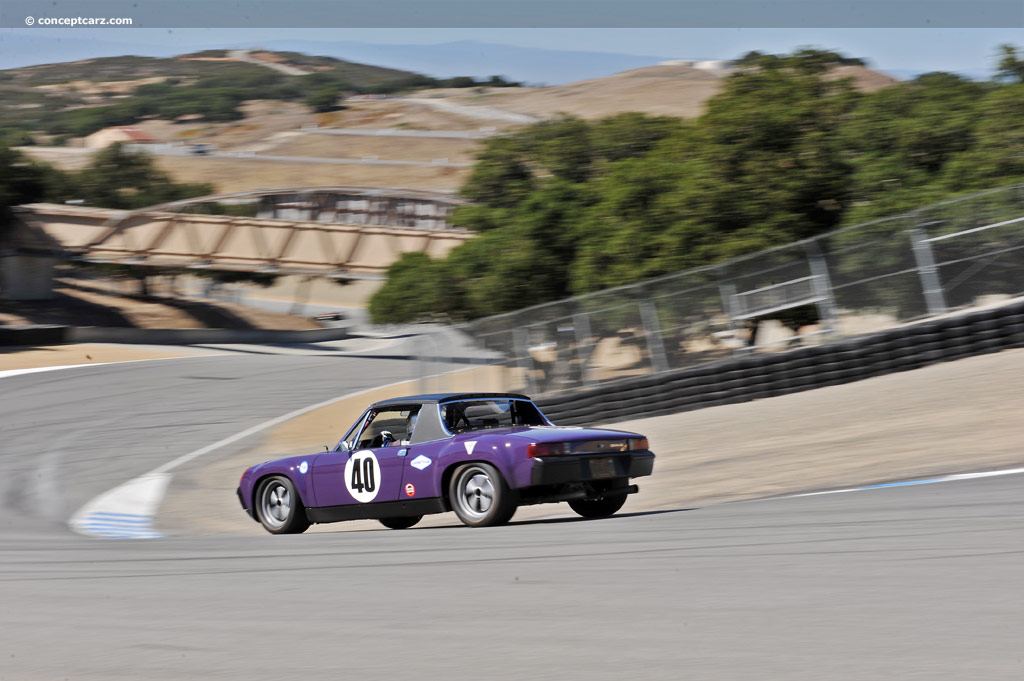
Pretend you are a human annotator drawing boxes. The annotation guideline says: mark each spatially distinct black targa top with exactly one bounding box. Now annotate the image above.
[369,393,530,409]
[361,394,542,445]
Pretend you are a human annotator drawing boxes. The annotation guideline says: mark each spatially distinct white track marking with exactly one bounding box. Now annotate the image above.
[781,466,1024,499]
[0,358,196,380]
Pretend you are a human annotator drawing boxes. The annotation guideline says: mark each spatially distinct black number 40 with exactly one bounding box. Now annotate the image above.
[350,457,376,493]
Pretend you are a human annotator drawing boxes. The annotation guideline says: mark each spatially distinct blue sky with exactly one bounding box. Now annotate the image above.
[3,27,1022,77]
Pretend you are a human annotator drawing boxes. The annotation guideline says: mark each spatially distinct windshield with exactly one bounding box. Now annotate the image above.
[354,406,421,448]
[440,399,548,434]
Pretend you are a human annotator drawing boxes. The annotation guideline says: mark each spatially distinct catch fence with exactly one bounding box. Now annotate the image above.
[452,184,1024,395]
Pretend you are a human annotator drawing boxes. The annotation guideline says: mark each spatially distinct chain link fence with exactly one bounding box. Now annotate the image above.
[454,184,1024,396]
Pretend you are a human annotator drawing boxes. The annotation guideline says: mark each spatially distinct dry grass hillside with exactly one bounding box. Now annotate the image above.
[410,64,899,121]
[429,65,726,120]
[150,155,469,193]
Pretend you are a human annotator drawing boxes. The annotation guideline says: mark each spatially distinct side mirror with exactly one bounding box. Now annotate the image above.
[336,441,351,453]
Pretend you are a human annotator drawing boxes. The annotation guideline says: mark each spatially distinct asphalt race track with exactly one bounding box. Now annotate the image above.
[1,348,1022,680]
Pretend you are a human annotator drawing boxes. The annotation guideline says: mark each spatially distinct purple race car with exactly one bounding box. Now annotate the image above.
[237,392,655,534]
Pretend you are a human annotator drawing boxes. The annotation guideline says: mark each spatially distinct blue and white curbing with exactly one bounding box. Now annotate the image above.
[69,473,171,539]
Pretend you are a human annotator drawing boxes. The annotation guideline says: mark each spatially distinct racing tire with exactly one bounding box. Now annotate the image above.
[255,475,310,535]
[379,515,422,530]
[568,493,628,519]
[448,463,517,528]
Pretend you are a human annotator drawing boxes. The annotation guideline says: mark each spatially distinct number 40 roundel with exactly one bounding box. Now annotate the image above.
[344,451,382,503]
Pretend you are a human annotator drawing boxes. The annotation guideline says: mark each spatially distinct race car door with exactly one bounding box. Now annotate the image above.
[311,407,413,507]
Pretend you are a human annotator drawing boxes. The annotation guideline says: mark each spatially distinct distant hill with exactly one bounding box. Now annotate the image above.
[243,39,672,85]
[0,52,428,144]
[2,52,418,88]
[0,33,674,85]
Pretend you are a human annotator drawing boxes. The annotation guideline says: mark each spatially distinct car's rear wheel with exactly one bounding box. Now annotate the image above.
[379,515,422,530]
[255,476,310,534]
[449,463,517,527]
[568,493,628,519]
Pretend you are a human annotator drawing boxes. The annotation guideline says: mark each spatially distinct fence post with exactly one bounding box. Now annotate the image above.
[909,226,948,315]
[639,301,670,374]
[513,326,536,394]
[415,333,429,394]
[718,281,747,351]
[572,312,594,387]
[804,239,838,336]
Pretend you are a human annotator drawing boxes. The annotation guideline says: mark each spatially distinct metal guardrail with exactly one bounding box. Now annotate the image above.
[729,275,824,320]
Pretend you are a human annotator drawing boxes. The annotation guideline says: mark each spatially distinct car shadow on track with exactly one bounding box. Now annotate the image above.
[319,509,697,534]
[505,508,697,527]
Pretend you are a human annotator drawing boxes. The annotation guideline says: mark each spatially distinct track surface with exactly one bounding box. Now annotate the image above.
[1,345,1022,679]
[0,477,1020,680]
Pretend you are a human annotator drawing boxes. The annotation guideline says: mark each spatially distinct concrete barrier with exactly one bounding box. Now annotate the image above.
[0,324,351,346]
[0,324,69,346]
[67,325,351,345]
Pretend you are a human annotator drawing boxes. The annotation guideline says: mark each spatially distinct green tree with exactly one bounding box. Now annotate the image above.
[0,147,47,238]
[446,76,478,88]
[368,252,449,323]
[68,143,212,209]
[304,87,341,112]
[839,72,986,222]
[460,136,535,209]
[519,117,594,183]
[683,60,857,244]
[996,44,1024,83]
[941,84,1024,191]
[590,113,683,163]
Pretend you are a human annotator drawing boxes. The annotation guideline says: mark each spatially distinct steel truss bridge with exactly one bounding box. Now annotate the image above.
[10,187,471,280]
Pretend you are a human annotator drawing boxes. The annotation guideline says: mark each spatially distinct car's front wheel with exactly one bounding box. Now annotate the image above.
[568,493,628,519]
[255,476,310,534]
[449,463,517,527]
[379,515,422,530]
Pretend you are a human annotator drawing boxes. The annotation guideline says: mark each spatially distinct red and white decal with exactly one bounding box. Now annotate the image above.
[405,483,416,497]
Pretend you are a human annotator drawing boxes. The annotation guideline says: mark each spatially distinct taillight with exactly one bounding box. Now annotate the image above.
[628,437,649,451]
[528,442,568,457]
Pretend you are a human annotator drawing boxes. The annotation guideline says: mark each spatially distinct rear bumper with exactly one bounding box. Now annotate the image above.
[529,450,655,486]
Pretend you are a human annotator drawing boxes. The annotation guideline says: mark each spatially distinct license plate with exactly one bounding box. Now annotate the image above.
[589,457,616,478]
